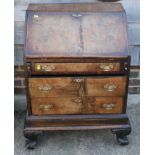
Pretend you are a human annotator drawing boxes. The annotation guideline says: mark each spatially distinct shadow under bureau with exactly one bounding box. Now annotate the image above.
[24,3,131,149]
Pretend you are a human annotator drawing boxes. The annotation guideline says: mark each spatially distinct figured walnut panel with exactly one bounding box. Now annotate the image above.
[86,76,127,96]
[31,97,83,115]
[25,12,128,57]
[84,97,124,114]
[81,13,128,56]
[29,77,85,97]
[26,13,81,57]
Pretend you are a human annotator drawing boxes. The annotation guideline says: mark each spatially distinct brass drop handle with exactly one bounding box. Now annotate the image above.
[35,64,55,72]
[39,104,53,111]
[72,97,82,103]
[104,84,117,92]
[38,85,52,92]
[102,103,115,110]
[100,64,114,71]
[42,65,55,71]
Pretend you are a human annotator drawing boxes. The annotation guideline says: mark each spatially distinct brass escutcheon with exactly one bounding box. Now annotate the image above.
[100,64,114,71]
[35,64,41,71]
[104,84,117,92]
[73,78,83,83]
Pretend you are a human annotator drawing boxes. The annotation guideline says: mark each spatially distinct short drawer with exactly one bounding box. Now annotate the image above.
[85,97,124,114]
[32,62,121,74]
[86,76,127,96]
[31,97,83,115]
[29,77,84,97]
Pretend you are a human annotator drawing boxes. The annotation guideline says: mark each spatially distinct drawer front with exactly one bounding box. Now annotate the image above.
[29,77,84,97]
[31,97,123,115]
[85,97,123,114]
[86,76,127,96]
[31,97,83,115]
[33,62,121,74]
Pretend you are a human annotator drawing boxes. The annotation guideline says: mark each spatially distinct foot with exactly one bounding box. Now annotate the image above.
[25,139,37,149]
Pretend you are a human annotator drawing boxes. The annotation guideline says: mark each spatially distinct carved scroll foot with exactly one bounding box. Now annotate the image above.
[111,127,131,145]
[24,130,42,149]
[25,139,37,149]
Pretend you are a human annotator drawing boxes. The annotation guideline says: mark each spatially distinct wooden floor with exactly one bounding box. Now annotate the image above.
[14,97,139,155]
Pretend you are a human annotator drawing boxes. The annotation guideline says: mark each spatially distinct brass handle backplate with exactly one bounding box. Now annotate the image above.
[39,104,53,111]
[38,85,52,92]
[100,64,114,71]
[104,84,117,92]
[102,103,115,110]
[35,64,55,72]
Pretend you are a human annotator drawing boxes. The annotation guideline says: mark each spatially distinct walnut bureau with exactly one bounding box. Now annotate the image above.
[24,3,131,149]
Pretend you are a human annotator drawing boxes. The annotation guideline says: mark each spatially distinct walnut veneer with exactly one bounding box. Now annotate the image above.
[24,3,131,149]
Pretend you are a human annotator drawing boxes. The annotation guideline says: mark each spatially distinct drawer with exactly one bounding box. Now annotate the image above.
[31,97,83,115]
[86,76,127,96]
[31,97,124,115]
[29,77,84,97]
[32,62,121,74]
[85,97,124,114]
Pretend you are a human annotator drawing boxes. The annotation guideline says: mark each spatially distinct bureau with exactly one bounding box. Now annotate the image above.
[24,3,131,149]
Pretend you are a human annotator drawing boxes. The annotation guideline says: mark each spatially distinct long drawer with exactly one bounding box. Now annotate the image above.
[31,62,125,74]
[31,97,124,115]
[29,76,127,97]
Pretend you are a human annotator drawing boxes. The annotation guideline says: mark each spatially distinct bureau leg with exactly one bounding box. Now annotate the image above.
[24,131,40,149]
[111,127,131,145]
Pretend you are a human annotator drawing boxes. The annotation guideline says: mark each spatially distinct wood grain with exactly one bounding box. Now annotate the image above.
[33,62,120,74]
[85,97,124,114]
[27,3,124,12]
[14,22,140,47]
[31,97,83,115]
[29,77,85,97]
[14,0,140,23]
[23,3,132,146]
[15,44,139,66]
[31,96,124,115]
[86,76,127,96]
[25,9,128,57]
[14,0,140,67]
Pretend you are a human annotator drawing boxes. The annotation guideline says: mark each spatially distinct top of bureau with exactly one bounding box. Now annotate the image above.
[25,3,129,58]
[27,3,124,12]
